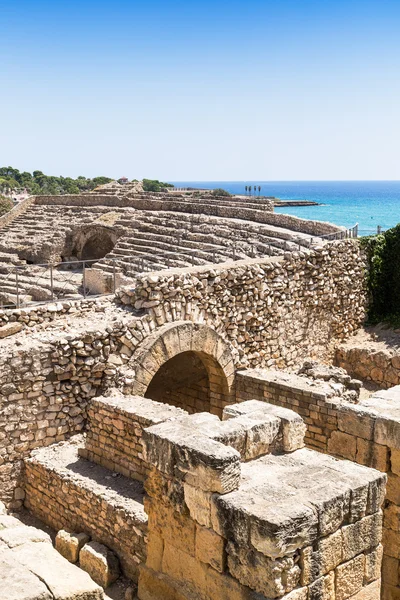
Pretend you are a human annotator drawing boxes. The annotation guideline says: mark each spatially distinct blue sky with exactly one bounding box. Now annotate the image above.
[1,0,400,181]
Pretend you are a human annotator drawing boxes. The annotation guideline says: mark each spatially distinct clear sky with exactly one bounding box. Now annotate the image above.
[1,0,400,181]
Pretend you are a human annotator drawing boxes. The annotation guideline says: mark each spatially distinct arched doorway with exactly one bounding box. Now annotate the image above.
[80,231,115,261]
[125,321,235,417]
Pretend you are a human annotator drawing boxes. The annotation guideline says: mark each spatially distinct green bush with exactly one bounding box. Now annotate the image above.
[142,179,174,192]
[212,188,231,197]
[0,195,13,217]
[360,223,400,326]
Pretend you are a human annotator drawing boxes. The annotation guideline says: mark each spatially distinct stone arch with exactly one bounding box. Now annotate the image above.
[67,225,119,262]
[126,321,236,417]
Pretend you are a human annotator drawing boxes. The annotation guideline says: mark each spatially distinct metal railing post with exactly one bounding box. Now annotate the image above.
[50,264,54,301]
[113,260,116,293]
[16,269,20,308]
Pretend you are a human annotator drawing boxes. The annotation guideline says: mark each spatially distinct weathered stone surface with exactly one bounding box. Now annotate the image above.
[55,530,90,563]
[0,323,22,338]
[336,554,365,600]
[79,541,120,588]
[0,548,52,600]
[12,541,104,599]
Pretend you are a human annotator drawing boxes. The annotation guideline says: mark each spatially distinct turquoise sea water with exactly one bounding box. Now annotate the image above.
[171,181,400,236]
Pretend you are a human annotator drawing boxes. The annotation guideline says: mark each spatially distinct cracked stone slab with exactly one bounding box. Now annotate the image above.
[11,541,104,599]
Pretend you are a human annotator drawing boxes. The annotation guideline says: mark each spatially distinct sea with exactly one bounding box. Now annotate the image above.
[171,181,400,236]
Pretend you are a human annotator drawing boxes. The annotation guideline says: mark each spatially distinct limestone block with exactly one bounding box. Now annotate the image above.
[338,407,376,440]
[356,438,389,472]
[184,483,213,528]
[364,544,383,584]
[307,571,335,600]
[327,430,357,460]
[0,525,52,548]
[226,541,300,597]
[391,448,400,476]
[147,499,196,557]
[146,533,164,572]
[55,530,90,563]
[300,529,342,585]
[143,421,241,494]
[0,323,22,338]
[11,541,103,599]
[0,548,52,600]
[79,541,120,588]
[161,542,208,591]
[345,579,380,600]
[196,525,225,573]
[382,555,399,587]
[138,566,188,600]
[342,512,382,562]
[335,554,365,600]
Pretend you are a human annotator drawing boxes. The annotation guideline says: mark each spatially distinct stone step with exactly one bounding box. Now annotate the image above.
[24,437,148,582]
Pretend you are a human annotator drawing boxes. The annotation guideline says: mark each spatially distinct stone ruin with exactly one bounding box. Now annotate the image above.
[0,187,398,599]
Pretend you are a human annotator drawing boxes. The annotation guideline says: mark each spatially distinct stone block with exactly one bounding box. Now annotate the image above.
[79,541,120,588]
[184,483,212,528]
[335,554,365,600]
[364,544,383,584]
[327,430,357,460]
[147,499,196,557]
[0,548,52,600]
[196,525,225,573]
[146,534,164,572]
[55,530,90,563]
[226,541,300,597]
[143,420,241,494]
[347,579,381,600]
[308,571,335,600]
[300,529,342,585]
[0,323,22,338]
[391,448,400,476]
[338,407,375,440]
[342,512,382,562]
[356,438,389,472]
[12,541,103,599]
[161,542,208,591]
[138,565,188,600]
[382,555,399,587]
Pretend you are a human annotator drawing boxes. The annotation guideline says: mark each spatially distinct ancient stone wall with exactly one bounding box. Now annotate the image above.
[24,437,147,581]
[0,298,113,330]
[119,240,368,369]
[80,395,187,482]
[335,345,400,389]
[139,400,384,600]
[236,369,400,599]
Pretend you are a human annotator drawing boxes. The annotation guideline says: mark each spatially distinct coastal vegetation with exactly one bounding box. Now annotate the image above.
[0,167,113,195]
[0,168,175,196]
[0,195,13,216]
[142,179,174,192]
[361,224,400,326]
[212,188,231,197]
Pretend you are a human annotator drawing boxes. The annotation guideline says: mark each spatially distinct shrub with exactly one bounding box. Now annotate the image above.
[360,223,400,326]
[212,188,231,197]
[0,195,13,217]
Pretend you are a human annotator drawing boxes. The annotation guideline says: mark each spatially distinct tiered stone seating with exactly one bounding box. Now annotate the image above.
[0,192,323,306]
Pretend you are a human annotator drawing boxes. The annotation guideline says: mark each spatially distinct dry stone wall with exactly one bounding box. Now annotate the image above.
[118,240,368,369]
[336,345,400,389]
